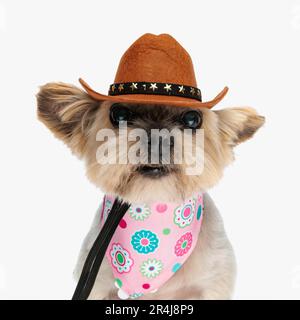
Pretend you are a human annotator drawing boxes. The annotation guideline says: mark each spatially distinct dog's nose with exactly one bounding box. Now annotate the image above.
[147,133,174,164]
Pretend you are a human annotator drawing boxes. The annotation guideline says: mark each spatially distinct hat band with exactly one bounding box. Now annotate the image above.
[108,82,202,102]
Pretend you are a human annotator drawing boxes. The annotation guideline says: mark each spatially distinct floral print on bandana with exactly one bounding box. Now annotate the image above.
[110,243,133,273]
[103,198,113,221]
[140,258,163,278]
[102,192,204,299]
[129,292,144,299]
[131,230,159,254]
[174,232,193,256]
[129,204,151,221]
[173,198,195,228]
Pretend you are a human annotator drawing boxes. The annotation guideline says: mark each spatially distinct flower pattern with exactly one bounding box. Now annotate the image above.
[140,259,163,278]
[129,293,144,299]
[129,204,151,221]
[110,243,133,273]
[196,204,202,221]
[174,232,193,256]
[103,192,204,298]
[173,198,195,228]
[103,198,113,221]
[131,230,159,254]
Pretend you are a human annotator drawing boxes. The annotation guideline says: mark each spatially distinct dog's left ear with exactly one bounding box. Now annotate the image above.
[214,107,265,146]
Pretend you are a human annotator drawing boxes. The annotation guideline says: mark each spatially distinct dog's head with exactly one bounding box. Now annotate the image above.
[37,82,264,203]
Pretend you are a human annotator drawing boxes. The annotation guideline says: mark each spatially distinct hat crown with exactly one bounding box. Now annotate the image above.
[114,33,197,87]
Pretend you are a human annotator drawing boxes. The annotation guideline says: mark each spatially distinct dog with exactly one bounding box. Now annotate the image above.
[37,34,264,299]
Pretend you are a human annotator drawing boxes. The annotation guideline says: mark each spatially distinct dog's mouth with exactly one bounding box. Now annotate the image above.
[136,165,173,178]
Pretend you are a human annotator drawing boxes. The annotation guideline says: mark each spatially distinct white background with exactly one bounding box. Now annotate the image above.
[0,0,299,299]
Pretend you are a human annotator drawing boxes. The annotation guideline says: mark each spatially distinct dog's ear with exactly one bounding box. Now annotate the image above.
[37,82,99,156]
[214,107,265,146]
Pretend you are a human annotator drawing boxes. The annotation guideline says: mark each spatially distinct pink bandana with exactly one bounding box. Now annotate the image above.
[100,192,204,299]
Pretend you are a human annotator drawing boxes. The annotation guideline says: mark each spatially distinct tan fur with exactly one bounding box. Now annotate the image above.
[37,82,264,299]
[37,82,100,156]
[82,103,264,203]
[215,107,265,145]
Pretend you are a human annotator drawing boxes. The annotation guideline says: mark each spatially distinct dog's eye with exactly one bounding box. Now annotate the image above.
[181,110,203,129]
[110,104,132,126]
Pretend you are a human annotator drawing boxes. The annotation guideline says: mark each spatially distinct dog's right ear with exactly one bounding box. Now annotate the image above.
[37,82,100,156]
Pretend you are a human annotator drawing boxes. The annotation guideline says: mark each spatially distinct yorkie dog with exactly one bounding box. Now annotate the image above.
[37,34,264,299]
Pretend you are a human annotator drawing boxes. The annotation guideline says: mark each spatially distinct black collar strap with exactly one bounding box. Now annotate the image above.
[108,82,202,102]
[72,198,131,300]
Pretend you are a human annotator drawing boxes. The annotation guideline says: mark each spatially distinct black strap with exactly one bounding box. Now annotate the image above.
[72,198,130,300]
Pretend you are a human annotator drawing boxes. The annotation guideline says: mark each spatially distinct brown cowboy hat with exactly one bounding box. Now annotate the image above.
[79,33,228,109]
